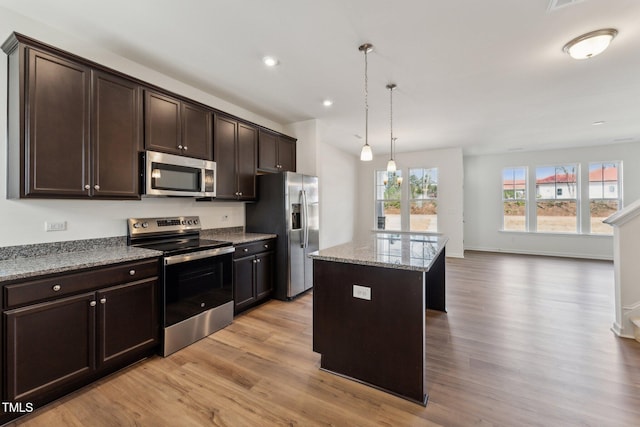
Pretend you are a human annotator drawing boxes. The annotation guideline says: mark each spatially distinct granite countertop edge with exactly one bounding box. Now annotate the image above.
[308,253,429,272]
[308,233,448,273]
[0,228,277,283]
[0,247,162,283]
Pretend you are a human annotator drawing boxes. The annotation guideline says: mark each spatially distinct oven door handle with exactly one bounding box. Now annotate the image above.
[164,246,235,265]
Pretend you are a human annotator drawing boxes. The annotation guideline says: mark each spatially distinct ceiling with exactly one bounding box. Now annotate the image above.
[2,0,640,156]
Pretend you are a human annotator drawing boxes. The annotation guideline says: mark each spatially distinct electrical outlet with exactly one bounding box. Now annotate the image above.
[45,221,67,232]
[353,284,371,300]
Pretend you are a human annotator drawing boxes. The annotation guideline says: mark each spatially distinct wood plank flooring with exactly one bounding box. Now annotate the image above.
[8,251,640,426]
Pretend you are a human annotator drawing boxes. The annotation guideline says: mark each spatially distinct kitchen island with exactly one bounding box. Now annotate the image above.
[309,233,447,406]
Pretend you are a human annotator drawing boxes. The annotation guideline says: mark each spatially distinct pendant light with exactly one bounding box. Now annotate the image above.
[359,43,373,161]
[386,83,397,173]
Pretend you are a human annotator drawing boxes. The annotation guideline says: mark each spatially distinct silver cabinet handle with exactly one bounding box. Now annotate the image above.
[264,244,269,249]
[257,259,261,263]
[183,146,188,151]
[94,184,100,190]
[243,248,249,252]
[238,192,243,196]
[100,298,107,304]
[129,269,136,276]
[178,145,183,149]
[90,301,97,307]
[84,184,90,190]
[253,259,257,264]
[52,284,61,292]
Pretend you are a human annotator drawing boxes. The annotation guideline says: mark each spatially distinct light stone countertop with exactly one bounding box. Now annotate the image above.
[309,232,448,272]
[0,246,162,283]
[0,229,276,284]
[202,230,277,245]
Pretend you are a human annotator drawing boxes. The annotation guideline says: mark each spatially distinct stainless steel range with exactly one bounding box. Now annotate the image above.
[127,216,234,356]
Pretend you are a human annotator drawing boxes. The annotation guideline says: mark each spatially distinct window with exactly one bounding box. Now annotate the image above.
[375,170,402,231]
[589,162,620,235]
[502,167,527,231]
[535,165,578,233]
[409,168,438,232]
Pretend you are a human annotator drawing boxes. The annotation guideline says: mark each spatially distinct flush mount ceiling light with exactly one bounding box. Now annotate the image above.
[563,28,618,60]
[359,43,373,161]
[262,56,279,67]
[386,83,397,173]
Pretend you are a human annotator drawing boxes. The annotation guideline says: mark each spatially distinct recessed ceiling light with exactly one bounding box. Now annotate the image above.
[323,99,333,107]
[592,121,605,126]
[262,56,279,67]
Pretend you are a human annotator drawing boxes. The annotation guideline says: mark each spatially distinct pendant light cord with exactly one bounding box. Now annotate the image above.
[389,85,393,160]
[364,48,369,146]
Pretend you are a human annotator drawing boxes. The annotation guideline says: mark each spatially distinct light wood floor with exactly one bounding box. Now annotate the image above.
[9,251,640,426]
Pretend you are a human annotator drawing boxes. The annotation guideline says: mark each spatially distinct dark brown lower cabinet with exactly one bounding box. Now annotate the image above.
[233,240,275,314]
[1,259,159,424]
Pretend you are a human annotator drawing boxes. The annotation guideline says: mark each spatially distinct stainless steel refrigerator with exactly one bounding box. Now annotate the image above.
[245,172,319,300]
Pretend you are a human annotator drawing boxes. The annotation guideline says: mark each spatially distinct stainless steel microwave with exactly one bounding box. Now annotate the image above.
[143,150,216,197]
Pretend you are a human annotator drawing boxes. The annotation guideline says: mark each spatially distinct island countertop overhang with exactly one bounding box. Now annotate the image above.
[309,232,448,272]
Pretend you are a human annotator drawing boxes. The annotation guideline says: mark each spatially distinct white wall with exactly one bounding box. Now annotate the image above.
[285,119,358,250]
[355,147,465,258]
[464,142,640,260]
[0,8,282,247]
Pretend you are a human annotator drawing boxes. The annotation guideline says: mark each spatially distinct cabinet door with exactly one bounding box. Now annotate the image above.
[214,115,238,199]
[4,292,96,401]
[26,48,91,197]
[258,130,279,172]
[182,102,212,160]
[233,256,256,313]
[255,251,274,300]
[96,278,159,368]
[144,90,181,155]
[91,71,142,199]
[278,136,297,172]
[237,122,257,200]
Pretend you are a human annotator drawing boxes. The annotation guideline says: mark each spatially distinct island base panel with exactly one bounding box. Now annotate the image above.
[313,260,426,405]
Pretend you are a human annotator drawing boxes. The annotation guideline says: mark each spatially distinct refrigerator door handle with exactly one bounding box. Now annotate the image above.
[302,190,309,249]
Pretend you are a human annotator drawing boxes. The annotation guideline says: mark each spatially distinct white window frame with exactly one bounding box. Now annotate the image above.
[588,161,622,235]
[502,166,528,232]
[409,167,438,233]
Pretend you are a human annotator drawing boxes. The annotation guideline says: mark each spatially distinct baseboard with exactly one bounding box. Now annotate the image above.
[463,245,613,261]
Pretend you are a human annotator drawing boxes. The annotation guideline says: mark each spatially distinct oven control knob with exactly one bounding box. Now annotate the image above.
[142,222,149,228]
[187,220,193,225]
[194,219,199,225]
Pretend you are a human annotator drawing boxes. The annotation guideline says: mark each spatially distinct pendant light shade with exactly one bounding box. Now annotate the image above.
[386,83,397,173]
[360,144,373,161]
[359,43,373,161]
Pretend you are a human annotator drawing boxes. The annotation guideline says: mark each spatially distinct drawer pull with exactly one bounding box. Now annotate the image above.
[100,298,107,304]
[243,248,249,252]
[129,269,136,276]
[52,284,61,292]
[264,244,269,249]
[90,301,97,307]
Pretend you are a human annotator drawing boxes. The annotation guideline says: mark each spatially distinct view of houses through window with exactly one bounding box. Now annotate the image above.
[376,168,438,232]
[502,162,620,235]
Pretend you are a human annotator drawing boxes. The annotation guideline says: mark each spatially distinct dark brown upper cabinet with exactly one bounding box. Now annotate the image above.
[92,71,143,198]
[214,115,257,200]
[144,90,212,160]
[258,129,297,173]
[3,34,142,199]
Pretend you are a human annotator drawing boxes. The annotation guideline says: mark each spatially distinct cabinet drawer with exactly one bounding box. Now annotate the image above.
[234,239,275,259]
[4,258,159,309]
